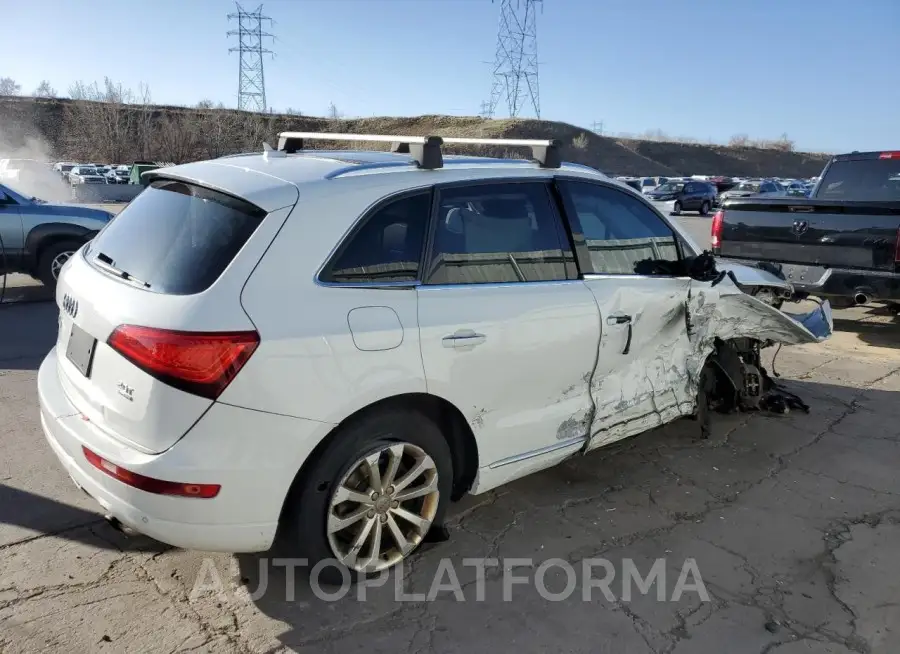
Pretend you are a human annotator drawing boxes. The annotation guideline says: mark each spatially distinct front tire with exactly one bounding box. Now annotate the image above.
[37,239,83,291]
[672,201,683,215]
[699,201,710,216]
[284,408,453,583]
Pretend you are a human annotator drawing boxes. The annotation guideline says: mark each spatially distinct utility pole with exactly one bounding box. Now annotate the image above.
[227,3,275,112]
[485,0,543,119]
[591,120,604,135]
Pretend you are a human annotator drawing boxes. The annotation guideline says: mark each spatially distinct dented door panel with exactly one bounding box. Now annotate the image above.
[417,281,601,467]
[582,276,695,450]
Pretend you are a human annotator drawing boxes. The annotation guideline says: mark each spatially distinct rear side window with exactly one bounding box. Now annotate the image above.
[425,182,572,285]
[86,179,266,295]
[322,191,431,284]
[559,181,679,275]
[817,159,900,201]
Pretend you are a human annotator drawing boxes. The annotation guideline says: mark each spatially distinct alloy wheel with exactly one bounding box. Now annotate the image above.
[51,251,74,280]
[326,442,440,573]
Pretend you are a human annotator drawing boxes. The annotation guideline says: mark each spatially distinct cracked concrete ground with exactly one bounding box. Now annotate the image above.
[2,295,900,653]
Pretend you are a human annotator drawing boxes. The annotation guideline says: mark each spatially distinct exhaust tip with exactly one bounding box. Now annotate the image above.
[854,292,870,306]
[104,514,136,536]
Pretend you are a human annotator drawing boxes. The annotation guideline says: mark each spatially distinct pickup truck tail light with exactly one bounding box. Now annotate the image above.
[894,226,900,264]
[711,210,724,250]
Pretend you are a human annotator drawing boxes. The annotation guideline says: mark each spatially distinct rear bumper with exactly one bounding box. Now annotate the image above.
[716,257,900,303]
[38,346,332,553]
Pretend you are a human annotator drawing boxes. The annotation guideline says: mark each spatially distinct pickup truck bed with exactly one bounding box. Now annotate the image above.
[712,151,900,304]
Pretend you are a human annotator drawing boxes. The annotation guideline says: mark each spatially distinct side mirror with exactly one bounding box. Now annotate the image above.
[0,191,8,203]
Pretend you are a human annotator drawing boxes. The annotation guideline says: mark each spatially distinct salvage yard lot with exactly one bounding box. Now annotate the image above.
[2,223,900,653]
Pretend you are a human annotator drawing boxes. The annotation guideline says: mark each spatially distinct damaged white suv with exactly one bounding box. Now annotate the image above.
[38,133,832,577]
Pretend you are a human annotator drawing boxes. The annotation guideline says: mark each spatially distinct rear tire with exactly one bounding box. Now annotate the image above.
[283,408,453,584]
[37,239,83,291]
[699,201,710,216]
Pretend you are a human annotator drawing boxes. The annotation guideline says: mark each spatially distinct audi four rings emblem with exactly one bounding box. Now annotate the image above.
[62,294,78,319]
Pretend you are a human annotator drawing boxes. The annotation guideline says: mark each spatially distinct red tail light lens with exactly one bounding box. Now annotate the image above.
[895,226,900,264]
[107,325,259,399]
[879,152,900,159]
[83,446,220,498]
[711,210,725,249]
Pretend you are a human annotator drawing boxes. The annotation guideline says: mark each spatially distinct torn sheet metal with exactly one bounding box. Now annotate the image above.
[585,271,832,452]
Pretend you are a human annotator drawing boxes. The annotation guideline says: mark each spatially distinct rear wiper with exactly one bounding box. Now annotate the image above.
[94,252,151,288]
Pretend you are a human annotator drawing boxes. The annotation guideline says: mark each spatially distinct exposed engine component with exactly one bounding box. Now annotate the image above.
[696,338,810,437]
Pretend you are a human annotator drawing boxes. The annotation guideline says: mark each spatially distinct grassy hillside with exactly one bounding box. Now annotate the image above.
[0,96,831,178]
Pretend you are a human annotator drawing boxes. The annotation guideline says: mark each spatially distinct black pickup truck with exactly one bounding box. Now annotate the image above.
[711,150,900,306]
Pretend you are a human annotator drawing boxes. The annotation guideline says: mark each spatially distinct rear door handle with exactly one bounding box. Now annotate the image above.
[442,329,487,348]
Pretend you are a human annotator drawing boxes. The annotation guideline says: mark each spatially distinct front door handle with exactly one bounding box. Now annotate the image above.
[442,329,487,349]
[606,314,633,355]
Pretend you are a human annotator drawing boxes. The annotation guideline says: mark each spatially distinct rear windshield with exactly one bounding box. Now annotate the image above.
[86,179,266,295]
[816,159,900,201]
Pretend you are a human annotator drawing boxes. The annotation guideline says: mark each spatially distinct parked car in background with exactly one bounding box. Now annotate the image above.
[0,181,113,289]
[105,167,130,184]
[640,176,669,195]
[713,150,900,308]
[69,166,108,186]
[53,162,79,182]
[646,179,717,215]
[716,179,785,205]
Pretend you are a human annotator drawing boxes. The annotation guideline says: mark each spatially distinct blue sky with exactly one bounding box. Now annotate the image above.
[5,0,899,153]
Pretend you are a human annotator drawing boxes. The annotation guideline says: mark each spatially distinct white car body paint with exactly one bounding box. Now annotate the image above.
[38,148,833,552]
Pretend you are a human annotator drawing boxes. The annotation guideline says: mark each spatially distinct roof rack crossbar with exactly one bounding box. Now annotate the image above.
[277,132,444,169]
[276,132,563,170]
[440,137,561,169]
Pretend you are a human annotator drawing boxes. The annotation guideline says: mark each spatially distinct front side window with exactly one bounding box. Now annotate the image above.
[425,182,571,285]
[323,191,431,284]
[559,180,680,275]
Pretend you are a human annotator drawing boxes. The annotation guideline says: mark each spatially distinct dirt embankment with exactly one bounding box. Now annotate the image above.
[0,96,831,178]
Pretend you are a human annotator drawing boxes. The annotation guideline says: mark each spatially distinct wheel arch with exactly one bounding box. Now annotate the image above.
[278,392,480,528]
[24,223,95,272]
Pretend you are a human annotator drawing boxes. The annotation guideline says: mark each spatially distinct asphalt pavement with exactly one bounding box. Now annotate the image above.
[1,210,899,654]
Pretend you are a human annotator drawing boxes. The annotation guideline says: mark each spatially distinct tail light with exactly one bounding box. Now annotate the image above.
[711,209,725,250]
[107,325,259,400]
[895,226,900,264]
[83,446,220,498]
[879,152,900,160]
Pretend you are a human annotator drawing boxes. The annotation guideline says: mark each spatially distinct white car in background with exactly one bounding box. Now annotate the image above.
[38,133,831,579]
[68,165,108,185]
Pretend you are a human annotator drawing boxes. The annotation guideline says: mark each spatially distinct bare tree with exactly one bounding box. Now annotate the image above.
[729,134,750,147]
[63,77,136,162]
[571,133,589,150]
[196,99,216,109]
[134,83,154,160]
[327,102,341,119]
[33,80,57,98]
[0,77,21,95]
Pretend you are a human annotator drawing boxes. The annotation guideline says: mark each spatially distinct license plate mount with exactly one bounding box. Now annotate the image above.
[782,264,826,283]
[66,323,97,378]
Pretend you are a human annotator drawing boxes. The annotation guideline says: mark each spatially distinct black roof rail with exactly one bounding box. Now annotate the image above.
[275,132,562,170]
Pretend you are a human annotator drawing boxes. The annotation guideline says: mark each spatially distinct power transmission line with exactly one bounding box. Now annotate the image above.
[227,3,275,112]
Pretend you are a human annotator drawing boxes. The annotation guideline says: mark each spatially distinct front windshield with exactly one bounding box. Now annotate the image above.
[654,182,684,194]
[641,179,655,187]
[78,168,97,175]
[735,182,761,192]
